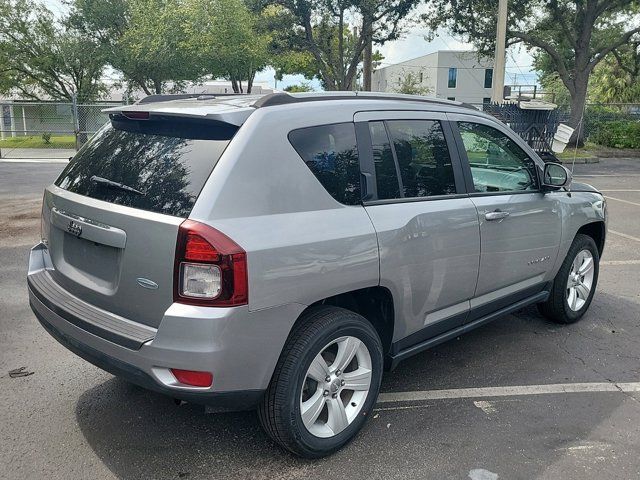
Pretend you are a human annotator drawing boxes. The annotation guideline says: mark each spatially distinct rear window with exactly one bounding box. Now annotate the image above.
[288,123,361,205]
[55,116,236,217]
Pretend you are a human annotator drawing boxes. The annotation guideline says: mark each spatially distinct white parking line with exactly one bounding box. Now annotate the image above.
[574,174,640,177]
[609,230,640,243]
[0,158,68,164]
[377,382,640,404]
[601,260,640,265]
[604,195,640,207]
[599,190,640,192]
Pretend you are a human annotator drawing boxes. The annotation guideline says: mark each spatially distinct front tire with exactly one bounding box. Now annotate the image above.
[538,234,599,324]
[258,306,383,458]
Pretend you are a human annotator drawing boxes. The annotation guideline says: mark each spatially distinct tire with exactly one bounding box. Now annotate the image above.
[258,305,383,458]
[538,234,599,324]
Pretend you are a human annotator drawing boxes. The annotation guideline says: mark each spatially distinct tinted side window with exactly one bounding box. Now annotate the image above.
[368,121,400,200]
[289,123,361,205]
[458,122,539,193]
[386,120,457,198]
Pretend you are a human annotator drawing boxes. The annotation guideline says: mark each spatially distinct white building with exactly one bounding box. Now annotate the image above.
[372,50,495,105]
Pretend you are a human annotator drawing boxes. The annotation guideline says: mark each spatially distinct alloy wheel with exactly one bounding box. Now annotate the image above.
[299,336,372,438]
[566,249,595,311]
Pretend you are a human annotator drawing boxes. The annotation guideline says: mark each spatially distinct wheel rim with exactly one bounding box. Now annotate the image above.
[299,336,372,438]
[566,249,595,312]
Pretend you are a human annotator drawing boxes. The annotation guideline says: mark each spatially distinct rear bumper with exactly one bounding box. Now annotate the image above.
[28,243,304,410]
[31,301,264,409]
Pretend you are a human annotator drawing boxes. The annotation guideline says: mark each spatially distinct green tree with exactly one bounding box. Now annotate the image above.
[590,41,640,103]
[0,0,106,102]
[271,0,418,90]
[423,0,640,144]
[283,82,314,92]
[392,68,431,95]
[181,0,270,93]
[69,0,196,95]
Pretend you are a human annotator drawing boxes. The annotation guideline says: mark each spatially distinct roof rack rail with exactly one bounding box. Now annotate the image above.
[252,92,477,110]
[136,93,245,105]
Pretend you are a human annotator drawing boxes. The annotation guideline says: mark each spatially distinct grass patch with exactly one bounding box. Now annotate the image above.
[0,135,75,149]
[556,148,595,160]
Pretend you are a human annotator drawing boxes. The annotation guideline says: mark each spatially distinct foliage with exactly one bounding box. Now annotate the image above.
[70,0,269,94]
[589,42,640,103]
[41,132,52,144]
[392,69,431,95]
[589,121,640,149]
[0,0,107,101]
[181,0,270,93]
[423,0,640,144]
[271,0,419,90]
[284,82,314,92]
[540,45,640,106]
[69,0,196,95]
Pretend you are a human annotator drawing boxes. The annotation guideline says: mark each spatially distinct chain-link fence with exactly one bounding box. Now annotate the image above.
[0,97,122,159]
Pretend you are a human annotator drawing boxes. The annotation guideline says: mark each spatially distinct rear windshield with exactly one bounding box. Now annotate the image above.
[55,116,236,217]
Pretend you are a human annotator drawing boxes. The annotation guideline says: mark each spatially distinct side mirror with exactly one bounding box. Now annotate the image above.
[542,162,571,189]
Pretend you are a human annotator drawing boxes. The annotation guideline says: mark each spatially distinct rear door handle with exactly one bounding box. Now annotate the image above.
[485,210,510,221]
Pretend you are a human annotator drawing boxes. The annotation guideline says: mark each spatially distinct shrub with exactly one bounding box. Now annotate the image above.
[589,120,640,149]
[41,132,52,144]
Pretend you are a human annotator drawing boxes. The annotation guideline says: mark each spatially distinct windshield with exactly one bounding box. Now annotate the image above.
[55,117,236,217]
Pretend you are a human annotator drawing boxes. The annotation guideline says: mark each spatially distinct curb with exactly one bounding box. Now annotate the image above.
[558,156,599,164]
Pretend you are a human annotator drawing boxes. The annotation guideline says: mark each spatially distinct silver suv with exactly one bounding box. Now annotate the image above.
[28,92,607,457]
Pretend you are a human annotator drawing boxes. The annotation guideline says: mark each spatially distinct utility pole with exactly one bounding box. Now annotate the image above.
[492,0,508,103]
[362,16,372,91]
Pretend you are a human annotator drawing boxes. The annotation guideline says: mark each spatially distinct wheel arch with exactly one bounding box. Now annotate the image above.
[294,287,395,356]
[576,221,605,256]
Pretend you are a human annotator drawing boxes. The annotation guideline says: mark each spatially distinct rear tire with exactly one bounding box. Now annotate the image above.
[538,234,599,324]
[258,305,383,458]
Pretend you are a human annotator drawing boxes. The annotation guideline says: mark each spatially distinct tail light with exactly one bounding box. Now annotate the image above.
[174,220,248,306]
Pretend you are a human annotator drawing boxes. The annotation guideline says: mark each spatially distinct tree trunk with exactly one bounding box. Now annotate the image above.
[567,76,589,147]
[153,79,162,94]
[247,70,255,94]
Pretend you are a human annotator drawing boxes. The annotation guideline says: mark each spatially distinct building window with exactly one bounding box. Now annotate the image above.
[448,67,457,88]
[447,97,456,101]
[484,68,493,89]
[483,97,491,104]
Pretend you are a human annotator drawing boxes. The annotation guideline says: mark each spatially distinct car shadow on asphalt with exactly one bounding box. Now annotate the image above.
[73,292,639,480]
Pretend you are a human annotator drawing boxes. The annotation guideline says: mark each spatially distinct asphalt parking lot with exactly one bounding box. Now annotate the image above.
[1,158,640,480]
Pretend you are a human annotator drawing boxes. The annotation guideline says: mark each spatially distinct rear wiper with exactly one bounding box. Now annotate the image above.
[90,175,144,195]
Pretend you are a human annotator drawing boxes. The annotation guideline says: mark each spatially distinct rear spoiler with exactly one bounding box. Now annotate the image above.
[136,93,246,105]
[102,97,254,127]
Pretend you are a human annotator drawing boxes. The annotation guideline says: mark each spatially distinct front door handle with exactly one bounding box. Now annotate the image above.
[485,210,510,221]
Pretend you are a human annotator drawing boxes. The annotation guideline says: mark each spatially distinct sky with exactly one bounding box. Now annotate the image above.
[256,29,538,91]
[44,0,539,92]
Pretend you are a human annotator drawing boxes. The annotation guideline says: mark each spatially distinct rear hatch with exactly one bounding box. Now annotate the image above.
[42,106,247,328]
